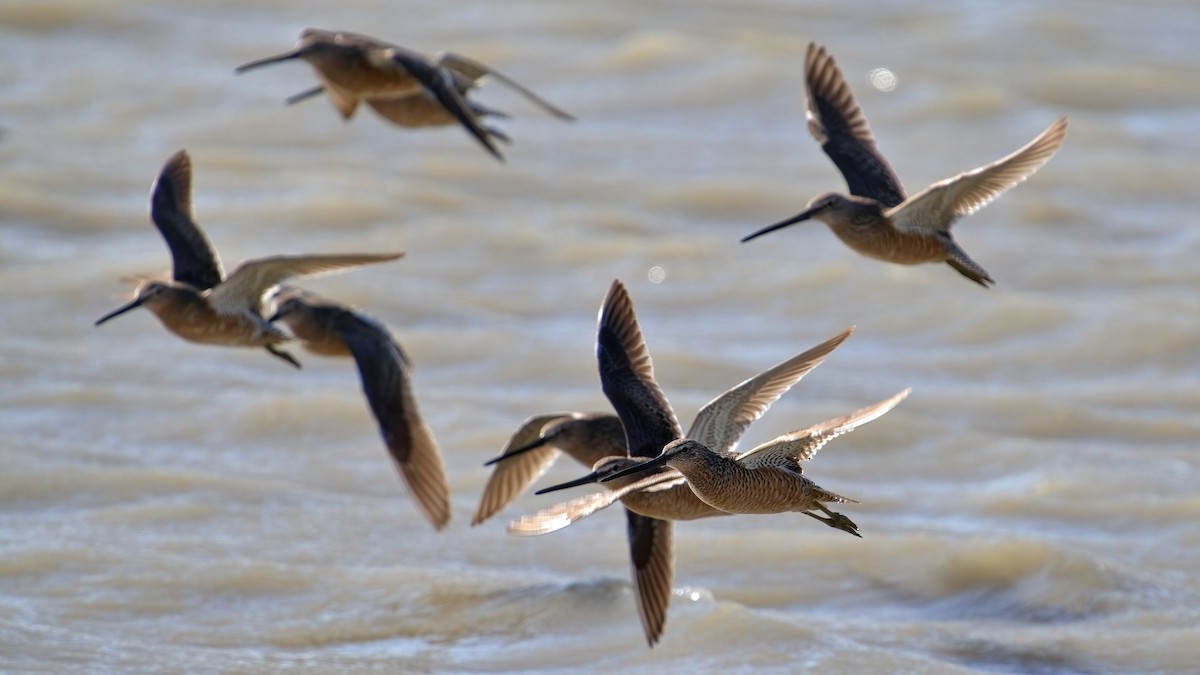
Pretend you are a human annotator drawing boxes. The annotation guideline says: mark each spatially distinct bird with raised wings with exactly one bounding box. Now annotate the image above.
[94,150,403,367]
[742,43,1067,287]
[236,28,574,161]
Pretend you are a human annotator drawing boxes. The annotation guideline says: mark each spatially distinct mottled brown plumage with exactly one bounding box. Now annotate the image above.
[742,43,1068,287]
[547,281,850,646]
[236,28,573,161]
[94,150,403,367]
[602,390,912,538]
[507,325,857,533]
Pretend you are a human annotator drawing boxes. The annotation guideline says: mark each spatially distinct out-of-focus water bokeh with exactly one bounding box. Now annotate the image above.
[2,1,1198,672]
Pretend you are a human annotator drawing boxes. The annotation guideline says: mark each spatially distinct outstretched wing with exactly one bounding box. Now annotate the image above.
[596,280,683,460]
[387,49,504,161]
[149,150,223,290]
[435,52,575,121]
[737,388,911,469]
[211,252,403,316]
[890,116,1068,234]
[595,280,679,647]
[472,413,576,526]
[328,305,451,531]
[805,43,905,207]
[627,511,672,647]
[686,326,854,455]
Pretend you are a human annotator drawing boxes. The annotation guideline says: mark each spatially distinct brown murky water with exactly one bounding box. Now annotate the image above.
[2,1,1198,672]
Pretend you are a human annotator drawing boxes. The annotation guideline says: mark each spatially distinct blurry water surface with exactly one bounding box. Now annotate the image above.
[2,1,1199,673]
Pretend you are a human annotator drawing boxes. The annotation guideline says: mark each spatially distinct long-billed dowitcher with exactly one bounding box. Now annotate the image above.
[509,390,905,538]
[94,150,403,368]
[471,412,625,526]
[508,339,897,537]
[509,280,848,646]
[235,28,574,162]
[480,325,852,529]
[285,53,520,142]
[599,389,911,536]
[583,278,681,647]
[506,325,855,530]
[268,290,450,531]
[741,43,1068,287]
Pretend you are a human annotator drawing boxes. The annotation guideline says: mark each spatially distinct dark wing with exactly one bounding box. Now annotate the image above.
[387,49,504,162]
[436,52,576,120]
[330,306,451,531]
[805,43,906,207]
[626,510,673,647]
[150,150,223,290]
[596,280,683,460]
[598,280,680,645]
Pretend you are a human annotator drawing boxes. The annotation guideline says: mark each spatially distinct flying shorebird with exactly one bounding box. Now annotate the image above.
[512,280,852,646]
[94,149,403,368]
[479,321,851,645]
[268,290,450,531]
[741,42,1068,287]
[477,325,852,530]
[506,389,907,535]
[235,28,575,162]
[596,388,911,537]
[472,412,626,526]
[500,326,856,533]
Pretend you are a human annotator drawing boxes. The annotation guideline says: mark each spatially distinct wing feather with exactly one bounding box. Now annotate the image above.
[805,43,905,206]
[149,150,224,290]
[890,116,1068,234]
[686,327,853,455]
[737,388,910,469]
[472,413,576,526]
[211,252,403,316]
[330,306,450,531]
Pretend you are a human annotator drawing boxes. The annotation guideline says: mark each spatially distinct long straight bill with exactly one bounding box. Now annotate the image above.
[235,49,304,74]
[740,205,822,243]
[599,453,670,483]
[94,297,145,326]
[534,470,603,495]
[482,435,549,466]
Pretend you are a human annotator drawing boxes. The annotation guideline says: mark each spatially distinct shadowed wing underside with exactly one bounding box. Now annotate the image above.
[383,48,504,161]
[597,280,682,460]
[597,279,679,647]
[325,304,451,531]
[805,43,905,208]
[627,511,672,648]
[150,150,224,291]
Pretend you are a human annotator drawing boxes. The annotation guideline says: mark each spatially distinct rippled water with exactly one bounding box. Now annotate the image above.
[2,0,1199,673]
